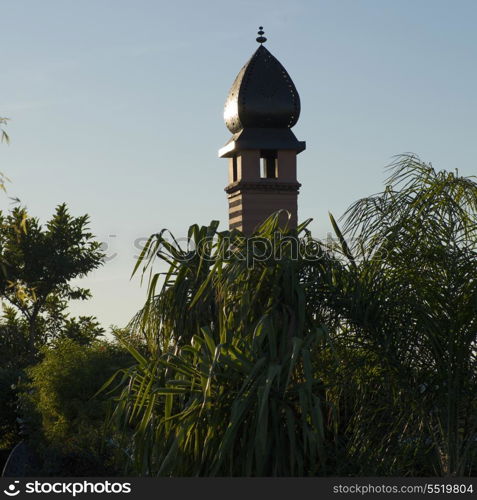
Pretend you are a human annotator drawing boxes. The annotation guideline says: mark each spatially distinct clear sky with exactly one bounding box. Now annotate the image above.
[1,0,477,329]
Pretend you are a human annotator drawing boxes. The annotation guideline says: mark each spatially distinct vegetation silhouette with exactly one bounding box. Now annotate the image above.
[102,155,477,476]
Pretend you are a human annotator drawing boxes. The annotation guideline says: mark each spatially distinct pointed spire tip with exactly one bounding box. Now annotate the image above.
[256,26,267,44]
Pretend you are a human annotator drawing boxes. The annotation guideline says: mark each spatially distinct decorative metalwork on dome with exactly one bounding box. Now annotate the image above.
[223,35,301,134]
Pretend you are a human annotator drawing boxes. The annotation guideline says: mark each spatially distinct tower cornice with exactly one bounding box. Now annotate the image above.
[225,180,301,195]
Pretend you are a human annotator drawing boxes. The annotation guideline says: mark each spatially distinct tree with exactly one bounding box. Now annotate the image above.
[105,155,476,476]
[0,307,29,452]
[0,204,104,358]
[105,216,331,476]
[326,154,477,475]
[0,301,104,353]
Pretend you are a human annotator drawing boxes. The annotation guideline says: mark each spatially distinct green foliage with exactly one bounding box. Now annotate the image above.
[106,216,333,476]
[0,203,104,357]
[1,301,104,349]
[0,203,104,462]
[106,154,477,477]
[0,308,31,452]
[0,367,23,450]
[0,307,31,367]
[324,155,477,476]
[20,338,134,476]
[0,302,104,455]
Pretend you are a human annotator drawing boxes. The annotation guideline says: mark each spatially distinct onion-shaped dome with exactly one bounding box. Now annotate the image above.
[224,40,301,134]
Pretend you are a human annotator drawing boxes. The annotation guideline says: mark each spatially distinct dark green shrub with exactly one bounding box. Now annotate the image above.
[0,367,23,452]
[21,338,135,476]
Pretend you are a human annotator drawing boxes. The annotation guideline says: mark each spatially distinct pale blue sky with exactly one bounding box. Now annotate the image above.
[1,0,477,328]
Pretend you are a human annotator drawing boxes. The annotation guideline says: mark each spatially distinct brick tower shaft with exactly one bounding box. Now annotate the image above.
[225,150,300,234]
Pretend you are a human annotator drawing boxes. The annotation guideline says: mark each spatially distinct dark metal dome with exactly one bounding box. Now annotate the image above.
[224,44,301,134]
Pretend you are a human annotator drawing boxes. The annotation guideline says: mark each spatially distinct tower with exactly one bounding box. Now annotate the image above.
[219,27,306,235]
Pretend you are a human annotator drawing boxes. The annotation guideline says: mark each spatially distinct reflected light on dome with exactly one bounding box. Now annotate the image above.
[224,99,238,127]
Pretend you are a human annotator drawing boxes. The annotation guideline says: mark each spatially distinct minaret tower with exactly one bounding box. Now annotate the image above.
[219,27,306,235]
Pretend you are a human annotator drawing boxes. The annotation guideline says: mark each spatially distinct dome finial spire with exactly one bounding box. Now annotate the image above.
[256,26,267,44]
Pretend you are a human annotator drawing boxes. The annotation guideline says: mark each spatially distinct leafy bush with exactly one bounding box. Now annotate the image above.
[0,308,31,457]
[0,305,104,460]
[21,338,135,476]
[0,202,105,467]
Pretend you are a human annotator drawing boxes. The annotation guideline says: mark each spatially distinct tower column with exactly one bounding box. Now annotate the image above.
[277,150,297,182]
[219,28,306,236]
